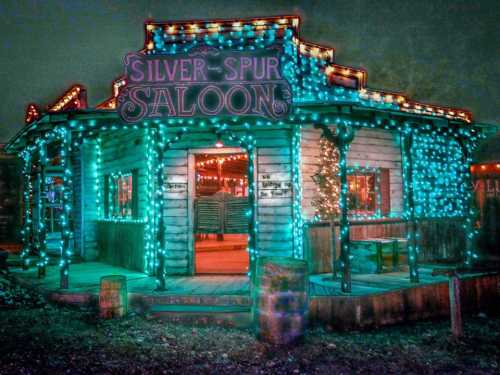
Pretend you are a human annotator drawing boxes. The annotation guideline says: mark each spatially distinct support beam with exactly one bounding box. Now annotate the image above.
[315,123,355,293]
[60,131,72,289]
[37,145,48,277]
[401,132,419,283]
[337,124,352,293]
[155,128,167,290]
[247,143,257,282]
[291,123,304,259]
[20,154,32,270]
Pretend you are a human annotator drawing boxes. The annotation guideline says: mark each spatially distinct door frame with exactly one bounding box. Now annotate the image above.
[187,146,254,275]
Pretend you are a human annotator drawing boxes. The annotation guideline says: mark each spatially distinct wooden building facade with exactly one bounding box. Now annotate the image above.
[6,16,482,292]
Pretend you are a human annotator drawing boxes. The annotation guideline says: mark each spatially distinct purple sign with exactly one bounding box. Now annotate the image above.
[117,47,292,123]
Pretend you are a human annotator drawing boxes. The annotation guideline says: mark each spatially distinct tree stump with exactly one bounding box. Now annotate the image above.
[253,257,308,345]
[99,275,128,319]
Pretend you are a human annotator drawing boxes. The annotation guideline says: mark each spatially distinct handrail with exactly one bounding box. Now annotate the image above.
[307,216,467,227]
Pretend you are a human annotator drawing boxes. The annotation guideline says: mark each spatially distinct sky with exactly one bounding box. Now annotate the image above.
[0,0,498,142]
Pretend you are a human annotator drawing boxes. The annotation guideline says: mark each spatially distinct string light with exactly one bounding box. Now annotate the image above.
[48,85,86,112]
[312,136,340,220]
[25,104,40,124]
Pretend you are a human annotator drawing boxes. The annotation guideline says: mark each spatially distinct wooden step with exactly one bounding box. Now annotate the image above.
[139,294,252,307]
[151,304,250,313]
[149,304,252,328]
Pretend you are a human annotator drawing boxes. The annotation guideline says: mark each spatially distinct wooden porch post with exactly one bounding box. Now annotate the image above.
[60,130,72,289]
[338,124,352,293]
[21,154,32,270]
[247,143,257,282]
[37,144,48,277]
[402,132,419,283]
[155,128,167,290]
[314,123,354,292]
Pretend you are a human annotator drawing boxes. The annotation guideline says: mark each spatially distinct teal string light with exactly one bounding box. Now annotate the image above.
[292,123,304,259]
[20,150,32,268]
[95,137,102,219]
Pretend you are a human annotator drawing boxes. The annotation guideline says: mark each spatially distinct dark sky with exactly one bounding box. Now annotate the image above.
[0,0,498,141]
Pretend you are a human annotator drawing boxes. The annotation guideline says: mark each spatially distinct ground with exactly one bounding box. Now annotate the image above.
[1,273,499,374]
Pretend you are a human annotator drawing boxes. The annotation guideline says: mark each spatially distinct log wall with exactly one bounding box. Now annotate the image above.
[98,129,148,218]
[96,221,145,272]
[80,140,98,260]
[95,130,148,270]
[72,150,82,256]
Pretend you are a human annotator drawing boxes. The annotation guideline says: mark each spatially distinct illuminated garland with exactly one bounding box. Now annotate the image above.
[292,123,304,259]
[155,126,166,287]
[144,127,156,273]
[20,151,32,268]
[312,136,340,220]
[337,124,354,293]
[95,137,102,218]
[36,143,49,275]
[411,133,469,218]
[58,128,72,288]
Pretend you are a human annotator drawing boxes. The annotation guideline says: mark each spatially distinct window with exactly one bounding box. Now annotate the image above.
[348,173,376,214]
[347,168,390,216]
[104,170,137,219]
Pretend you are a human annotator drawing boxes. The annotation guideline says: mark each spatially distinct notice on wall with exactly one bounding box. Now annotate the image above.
[258,173,292,198]
[165,182,187,193]
[117,46,292,123]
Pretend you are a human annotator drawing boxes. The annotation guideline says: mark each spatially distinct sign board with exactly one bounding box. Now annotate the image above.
[117,46,292,123]
[165,182,188,193]
[258,174,292,198]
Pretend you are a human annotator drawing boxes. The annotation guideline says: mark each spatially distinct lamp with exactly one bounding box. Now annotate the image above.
[215,134,224,148]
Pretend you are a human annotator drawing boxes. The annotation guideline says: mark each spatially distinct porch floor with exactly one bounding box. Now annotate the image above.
[9,261,488,298]
[11,262,250,296]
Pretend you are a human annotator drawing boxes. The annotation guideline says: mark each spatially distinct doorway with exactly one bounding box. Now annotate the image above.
[193,151,249,274]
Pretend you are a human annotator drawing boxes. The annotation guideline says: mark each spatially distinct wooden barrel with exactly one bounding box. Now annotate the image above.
[99,275,128,319]
[253,257,308,345]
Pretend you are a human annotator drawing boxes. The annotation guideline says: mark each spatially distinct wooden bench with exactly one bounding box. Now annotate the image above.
[351,238,399,274]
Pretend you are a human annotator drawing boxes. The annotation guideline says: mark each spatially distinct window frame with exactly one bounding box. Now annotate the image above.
[347,167,390,218]
[104,169,138,219]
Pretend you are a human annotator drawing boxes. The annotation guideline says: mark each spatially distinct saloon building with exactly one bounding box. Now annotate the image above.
[7,16,483,298]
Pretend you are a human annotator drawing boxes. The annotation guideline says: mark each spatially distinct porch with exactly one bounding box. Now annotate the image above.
[10,261,500,330]
[11,260,493,298]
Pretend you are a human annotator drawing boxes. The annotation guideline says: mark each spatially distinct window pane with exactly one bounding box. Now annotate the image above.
[347,172,377,214]
[108,173,134,219]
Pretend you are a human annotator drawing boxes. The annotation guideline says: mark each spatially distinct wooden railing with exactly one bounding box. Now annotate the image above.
[304,217,466,274]
[96,220,145,272]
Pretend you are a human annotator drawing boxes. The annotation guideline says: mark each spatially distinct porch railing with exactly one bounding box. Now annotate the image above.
[304,217,467,274]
